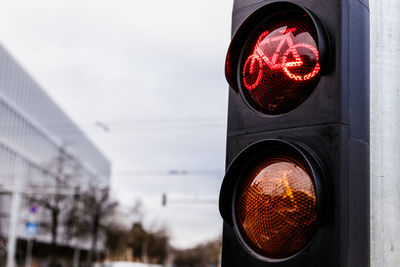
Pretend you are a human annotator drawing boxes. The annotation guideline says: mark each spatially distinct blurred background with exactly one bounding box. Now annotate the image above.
[0,1,233,266]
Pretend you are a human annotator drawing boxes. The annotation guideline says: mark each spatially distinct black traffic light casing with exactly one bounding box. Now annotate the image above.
[219,0,369,266]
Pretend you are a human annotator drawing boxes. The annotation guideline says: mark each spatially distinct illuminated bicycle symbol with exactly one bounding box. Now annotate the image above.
[243,27,321,90]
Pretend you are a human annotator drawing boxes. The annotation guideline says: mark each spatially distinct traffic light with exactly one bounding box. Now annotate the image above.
[74,186,80,201]
[219,0,369,266]
[162,192,167,207]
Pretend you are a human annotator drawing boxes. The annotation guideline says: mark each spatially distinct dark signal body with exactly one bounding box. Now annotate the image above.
[219,0,369,266]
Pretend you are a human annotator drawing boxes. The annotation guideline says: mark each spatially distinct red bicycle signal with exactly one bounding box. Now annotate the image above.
[239,14,322,115]
[243,27,320,90]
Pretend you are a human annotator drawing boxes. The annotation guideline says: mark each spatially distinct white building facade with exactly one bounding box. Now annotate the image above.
[0,44,111,266]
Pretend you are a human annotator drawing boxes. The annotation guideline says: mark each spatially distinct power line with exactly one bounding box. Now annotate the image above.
[0,119,226,135]
[113,169,224,177]
[0,116,226,130]
[0,169,224,177]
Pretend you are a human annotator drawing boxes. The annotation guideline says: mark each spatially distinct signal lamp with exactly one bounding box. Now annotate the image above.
[238,9,322,115]
[235,153,318,260]
[219,141,323,262]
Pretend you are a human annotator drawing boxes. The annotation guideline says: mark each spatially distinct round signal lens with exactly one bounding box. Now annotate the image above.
[240,10,321,115]
[235,153,318,259]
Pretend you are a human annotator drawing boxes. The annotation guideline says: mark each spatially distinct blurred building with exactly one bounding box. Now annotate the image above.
[0,44,110,266]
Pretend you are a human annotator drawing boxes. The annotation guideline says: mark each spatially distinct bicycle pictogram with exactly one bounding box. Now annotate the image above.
[243,27,321,90]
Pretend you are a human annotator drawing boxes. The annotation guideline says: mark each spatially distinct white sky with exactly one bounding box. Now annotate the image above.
[0,0,233,248]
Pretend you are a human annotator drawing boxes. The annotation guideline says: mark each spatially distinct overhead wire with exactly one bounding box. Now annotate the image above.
[112,169,223,177]
[0,117,227,135]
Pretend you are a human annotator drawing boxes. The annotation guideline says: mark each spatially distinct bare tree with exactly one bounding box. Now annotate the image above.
[104,217,129,261]
[62,186,81,245]
[173,238,222,267]
[97,200,171,265]
[127,221,169,264]
[28,145,81,245]
[78,186,118,267]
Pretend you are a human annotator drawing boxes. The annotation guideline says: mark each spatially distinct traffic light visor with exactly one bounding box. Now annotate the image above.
[225,2,329,115]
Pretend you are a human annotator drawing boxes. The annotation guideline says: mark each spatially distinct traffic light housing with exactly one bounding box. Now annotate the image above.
[219,0,369,266]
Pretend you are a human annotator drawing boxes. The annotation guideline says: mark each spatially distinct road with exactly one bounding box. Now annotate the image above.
[96,262,162,267]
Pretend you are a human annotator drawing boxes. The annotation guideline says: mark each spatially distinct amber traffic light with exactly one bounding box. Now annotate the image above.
[235,153,318,259]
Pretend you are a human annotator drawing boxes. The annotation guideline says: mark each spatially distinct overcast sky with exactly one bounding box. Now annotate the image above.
[0,0,233,248]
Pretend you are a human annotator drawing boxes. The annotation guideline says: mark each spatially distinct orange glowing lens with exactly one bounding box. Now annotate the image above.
[235,154,318,259]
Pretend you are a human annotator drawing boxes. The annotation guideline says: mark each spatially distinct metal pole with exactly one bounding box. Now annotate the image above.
[73,187,80,267]
[72,248,80,267]
[370,0,400,266]
[24,239,32,267]
[6,174,22,267]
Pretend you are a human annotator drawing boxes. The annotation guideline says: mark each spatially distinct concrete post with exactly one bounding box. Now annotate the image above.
[370,0,400,265]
